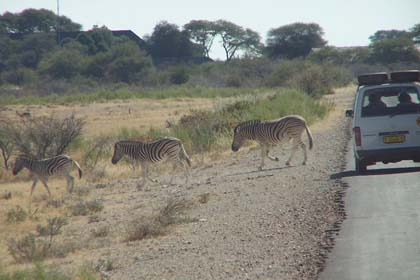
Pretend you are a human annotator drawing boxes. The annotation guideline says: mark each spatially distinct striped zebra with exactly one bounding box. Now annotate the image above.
[231,115,313,170]
[111,137,191,188]
[12,154,83,196]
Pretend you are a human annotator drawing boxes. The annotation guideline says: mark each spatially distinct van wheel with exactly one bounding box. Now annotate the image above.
[355,158,367,174]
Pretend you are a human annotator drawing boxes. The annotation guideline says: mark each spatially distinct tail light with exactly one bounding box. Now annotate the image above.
[353,127,361,146]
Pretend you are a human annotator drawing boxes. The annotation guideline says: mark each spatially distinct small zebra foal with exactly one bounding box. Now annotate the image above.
[12,154,83,196]
[232,115,313,170]
[111,137,191,188]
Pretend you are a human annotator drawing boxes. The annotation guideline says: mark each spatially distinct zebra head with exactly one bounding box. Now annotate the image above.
[13,155,28,175]
[111,142,123,164]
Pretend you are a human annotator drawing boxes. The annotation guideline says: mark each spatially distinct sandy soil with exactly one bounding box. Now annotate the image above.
[0,87,355,279]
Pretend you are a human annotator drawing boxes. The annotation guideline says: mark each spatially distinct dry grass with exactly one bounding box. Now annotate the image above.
[6,97,222,137]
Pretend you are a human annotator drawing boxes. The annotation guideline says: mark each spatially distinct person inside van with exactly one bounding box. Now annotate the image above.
[395,92,419,113]
[363,94,387,116]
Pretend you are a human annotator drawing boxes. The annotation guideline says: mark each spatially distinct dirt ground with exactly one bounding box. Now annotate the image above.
[0,87,355,279]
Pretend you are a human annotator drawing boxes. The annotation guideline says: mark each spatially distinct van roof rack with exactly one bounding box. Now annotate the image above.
[358,70,420,86]
[358,72,389,86]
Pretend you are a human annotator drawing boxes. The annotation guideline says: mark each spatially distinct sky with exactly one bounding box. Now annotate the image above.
[1,0,419,60]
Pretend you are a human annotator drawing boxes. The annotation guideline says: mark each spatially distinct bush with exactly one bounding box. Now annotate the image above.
[169,67,189,85]
[2,113,85,158]
[7,234,51,263]
[69,200,104,216]
[126,197,193,241]
[6,206,28,224]
[39,48,86,79]
[1,67,38,85]
[0,263,70,280]
[36,217,68,237]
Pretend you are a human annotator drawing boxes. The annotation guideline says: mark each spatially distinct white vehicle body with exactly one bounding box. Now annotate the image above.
[348,72,420,173]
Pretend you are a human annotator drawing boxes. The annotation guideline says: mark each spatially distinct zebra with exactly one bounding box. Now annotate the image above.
[12,154,83,196]
[231,115,313,170]
[111,137,191,188]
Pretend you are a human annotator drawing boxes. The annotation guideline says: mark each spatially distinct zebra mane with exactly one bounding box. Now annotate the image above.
[234,120,261,133]
[115,140,145,148]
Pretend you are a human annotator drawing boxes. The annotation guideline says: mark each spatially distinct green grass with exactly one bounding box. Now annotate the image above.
[0,263,97,280]
[0,86,266,106]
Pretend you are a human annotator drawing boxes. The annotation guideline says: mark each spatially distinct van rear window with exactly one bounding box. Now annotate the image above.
[362,86,420,117]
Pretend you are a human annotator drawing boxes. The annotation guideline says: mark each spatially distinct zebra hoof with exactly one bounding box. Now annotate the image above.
[302,162,306,166]
[275,157,279,161]
[258,166,263,171]
[285,162,291,166]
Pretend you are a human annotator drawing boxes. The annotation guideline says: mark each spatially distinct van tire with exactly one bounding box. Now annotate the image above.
[355,158,367,174]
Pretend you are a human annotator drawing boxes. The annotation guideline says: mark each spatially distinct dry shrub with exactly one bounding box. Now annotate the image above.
[126,197,193,241]
[69,199,104,216]
[92,226,109,238]
[197,193,211,204]
[7,233,51,263]
[157,197,192,226]
[36,217,68,237]
[6,206,28,223]
[125,218,165,242]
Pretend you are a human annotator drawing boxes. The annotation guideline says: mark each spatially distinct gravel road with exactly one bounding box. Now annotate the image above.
[58,88,354,280]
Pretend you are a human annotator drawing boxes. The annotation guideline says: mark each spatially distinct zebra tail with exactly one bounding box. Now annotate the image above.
[180,143,192,167]
[73,160,83,179]
[305,124,314,150]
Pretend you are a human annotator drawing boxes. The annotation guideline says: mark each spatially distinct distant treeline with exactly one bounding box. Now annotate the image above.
[0,8,419,92]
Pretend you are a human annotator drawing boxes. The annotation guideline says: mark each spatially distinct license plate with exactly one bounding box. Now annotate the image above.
[383,135,405,143]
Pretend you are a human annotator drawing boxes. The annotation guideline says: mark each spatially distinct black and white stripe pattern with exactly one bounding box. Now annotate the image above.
[12,154,83,196]
[232,115,313,170]
[111,137,191,188]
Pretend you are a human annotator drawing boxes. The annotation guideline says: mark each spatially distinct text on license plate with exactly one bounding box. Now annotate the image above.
[383,135,405,143]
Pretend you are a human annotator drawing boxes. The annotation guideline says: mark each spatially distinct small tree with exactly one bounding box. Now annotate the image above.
[5,113,85,159]
[0,122,15,169]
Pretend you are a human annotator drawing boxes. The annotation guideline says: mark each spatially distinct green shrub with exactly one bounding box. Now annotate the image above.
[170,67,189,85]
[6,206,28,224]
[0,263,69,280]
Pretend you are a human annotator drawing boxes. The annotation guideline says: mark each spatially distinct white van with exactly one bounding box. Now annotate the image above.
[346,70,420,174]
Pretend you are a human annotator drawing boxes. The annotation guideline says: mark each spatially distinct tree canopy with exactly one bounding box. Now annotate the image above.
[183,20,217,58]
[214,20,262,61]
[369,37,419,63]
[0,8,81,33]
[369,29,410,43]
[147,21,199,62]
[265,22,327,59]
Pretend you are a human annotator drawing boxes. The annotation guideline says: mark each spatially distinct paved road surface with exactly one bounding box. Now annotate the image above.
[320,143,420,280]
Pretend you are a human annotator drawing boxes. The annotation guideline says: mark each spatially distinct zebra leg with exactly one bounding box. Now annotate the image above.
[286,145,298,166]
[39,178,51,196]
[301,142,308,165]
[30,178,39,196]
[182,159,190,185]
[266,146,279,162]
[138,163,147,190]
[65,175,75,193]
[259,145,266,170]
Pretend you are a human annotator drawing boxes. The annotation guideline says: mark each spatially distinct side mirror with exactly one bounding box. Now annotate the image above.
[345,109,354,117]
